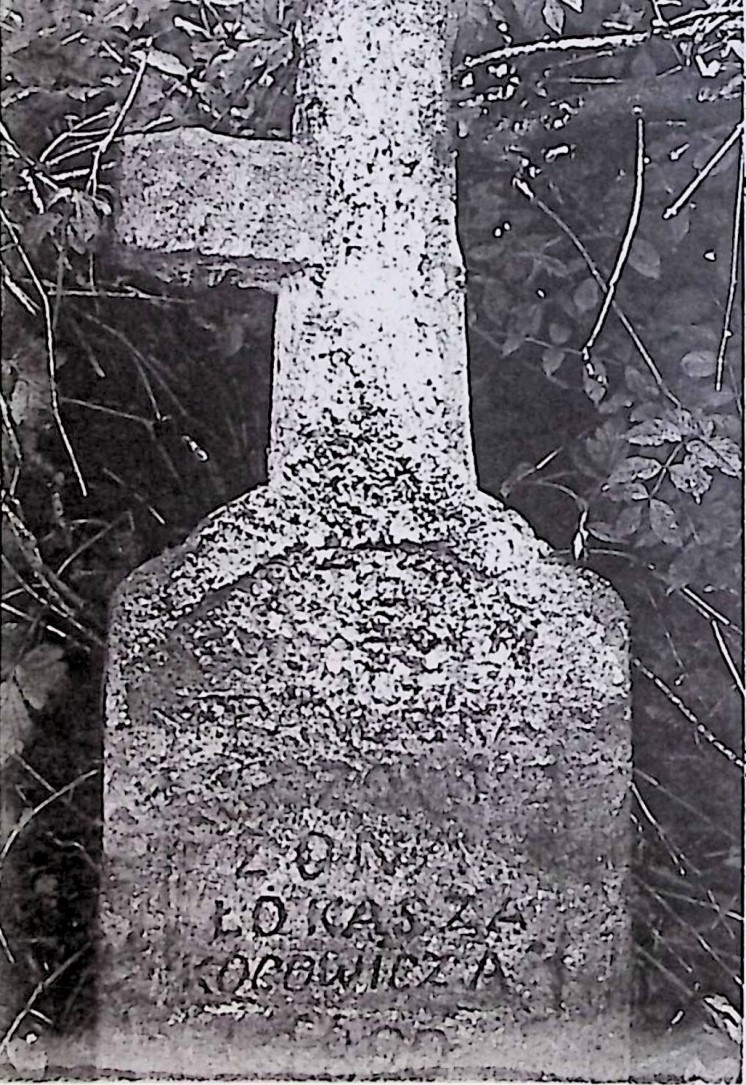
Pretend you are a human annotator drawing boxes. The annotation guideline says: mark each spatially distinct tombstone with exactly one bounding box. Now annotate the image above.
[99,0,631,1078]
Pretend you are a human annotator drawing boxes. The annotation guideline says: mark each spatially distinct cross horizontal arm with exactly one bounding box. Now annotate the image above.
[114,128,329,284]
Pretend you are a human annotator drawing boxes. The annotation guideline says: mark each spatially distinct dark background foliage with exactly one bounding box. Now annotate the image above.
[0,0,742,1065]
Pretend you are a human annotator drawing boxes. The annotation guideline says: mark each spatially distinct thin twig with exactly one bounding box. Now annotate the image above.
[461,29,650,72]
[2,265,39,315]
[2,499,87,612]
[0,921,15,965]
[0,603,69,642]
[458,16,730,74]
[633,657,745,770]
[43,282,187,303]
[635,943,699,1004]
[582,116,645,362]
[711,621,745,698]
[55,514,126,576]
[61,397,154,429]
[632,781,687,876]
[663,123,743,220]
[74,310,175,419]
[658,887,743,926]
[44,833,98,873]
[0,769,98,873]
[667,6,741,29]
[102,468,166,525]
[635,768,739,842]
[642,883,742,985]
[87,47,150,198]
[0,390,23,464]
[679,585,740,635]
[0,945,90,1054]
[38,110,114,164]
[1,554,100,647]
[0,208,86,495]
[512,177,680,407]
[11,755,98,827]
[715,148,742,391]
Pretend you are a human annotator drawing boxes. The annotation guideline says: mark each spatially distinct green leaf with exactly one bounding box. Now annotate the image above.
[0,680,33,767]
[599,389,633,416]
[649,498,684,546]
[703,435,741,477]
[628,238,661,279]
[615,502,644,537]
[667,207,690,245]
[499,461,535,499]
[573,277,600,313]
[665,544,704,591]
[627,418,683,446]
[588,520,618,542]
[542,346,566,375]
[542,0,565,34]
[583,365,607,404]
[549,321,571,344]
[625,365,659,400]
[681,349,717,378]
[669,455,712,501]
[608,456,661,484]
[501,332,523,356]
[140,48,190,79]
[15,643,67,710]
[1,624,26,681]
[588,503,641,541]
[685,438,719,470]
[606,480,650,503]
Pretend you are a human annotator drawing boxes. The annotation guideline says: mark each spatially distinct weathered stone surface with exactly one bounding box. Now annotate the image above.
[100,486,630,1078]
[99,0,632,1077]
[115,131,328,276]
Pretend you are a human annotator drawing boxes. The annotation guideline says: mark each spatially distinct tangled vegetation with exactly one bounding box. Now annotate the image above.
[0,0,742,1068]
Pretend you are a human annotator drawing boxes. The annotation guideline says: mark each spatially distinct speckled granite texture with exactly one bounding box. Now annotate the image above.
[101,487,631,1079]
[101,0,632,1078]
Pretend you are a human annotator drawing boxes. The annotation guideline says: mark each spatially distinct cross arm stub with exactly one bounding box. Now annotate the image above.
[114,127,329,288]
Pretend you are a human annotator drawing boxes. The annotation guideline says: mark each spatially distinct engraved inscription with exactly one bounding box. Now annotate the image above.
[202,890,526,1002]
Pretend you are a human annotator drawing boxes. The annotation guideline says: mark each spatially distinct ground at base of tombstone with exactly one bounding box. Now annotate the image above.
[7,1018,740,1083]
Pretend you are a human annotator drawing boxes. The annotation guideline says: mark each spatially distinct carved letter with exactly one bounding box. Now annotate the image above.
[295,832,333,880]
[252,954,284,991]
[284,953,315,990]
[252,894,287,936]
[216,953,251,996]
[389,953,419,989]
[212,899,240,941]
[470,950,508,991]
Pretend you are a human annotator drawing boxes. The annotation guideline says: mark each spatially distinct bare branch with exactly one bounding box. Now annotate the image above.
[513,176,680,407]
[715,147,742,391]
[711,621,745,698]
[87,47,150,198]
[582,115,645,362]
[0,769,98,871]
[459,14,739,73]
[633,657,744,771]
[0,945,90,1054]
[663,122,743,220]
[0,209,87,495]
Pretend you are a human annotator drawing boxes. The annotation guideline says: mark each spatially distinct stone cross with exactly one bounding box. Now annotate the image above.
[99,0,632,1078]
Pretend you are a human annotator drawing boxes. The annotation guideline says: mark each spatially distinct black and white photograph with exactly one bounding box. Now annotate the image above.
[0,0,743,1080]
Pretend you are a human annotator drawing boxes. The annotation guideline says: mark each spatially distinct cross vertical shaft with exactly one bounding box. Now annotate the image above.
[268,0,475,502]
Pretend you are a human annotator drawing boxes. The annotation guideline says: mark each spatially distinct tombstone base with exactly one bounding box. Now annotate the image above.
[94,1010,629,1080]
[101,485,631,1082]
